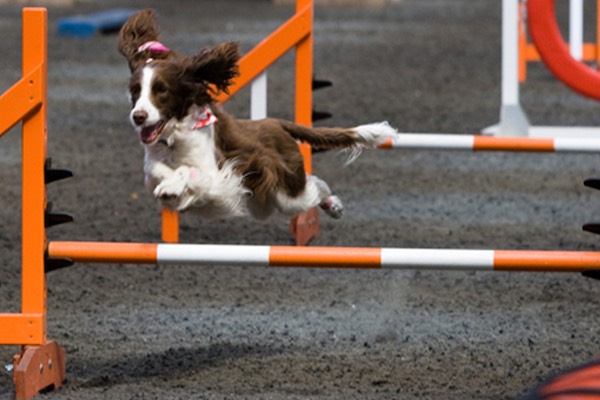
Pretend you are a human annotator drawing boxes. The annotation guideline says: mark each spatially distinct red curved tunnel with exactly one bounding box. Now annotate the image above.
[527,0,600,100]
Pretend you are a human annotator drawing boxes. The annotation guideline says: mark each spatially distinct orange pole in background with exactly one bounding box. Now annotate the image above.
[217,2,313,102]
[518,1,527,82]
[597,0,600,67]
[294,0,314,131]
[295,0,314,175]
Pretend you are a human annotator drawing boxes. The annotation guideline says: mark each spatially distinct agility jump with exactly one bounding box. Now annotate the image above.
[3,2,600,399]
[47,241,600,273]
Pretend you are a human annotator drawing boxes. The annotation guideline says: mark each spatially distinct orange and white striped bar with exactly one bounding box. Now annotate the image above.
[47,241,600,272]
[379,134,600,153]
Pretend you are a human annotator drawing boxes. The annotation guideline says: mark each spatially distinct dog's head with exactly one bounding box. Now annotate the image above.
[118,9,240,145]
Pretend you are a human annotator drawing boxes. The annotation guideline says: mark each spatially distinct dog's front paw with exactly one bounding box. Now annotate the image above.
[154,182,184,201]
[153,168,190,200]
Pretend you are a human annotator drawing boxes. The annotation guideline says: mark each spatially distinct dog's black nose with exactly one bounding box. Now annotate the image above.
[132,110,148,126]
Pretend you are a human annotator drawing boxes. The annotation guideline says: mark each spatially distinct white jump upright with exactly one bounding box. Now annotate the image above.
[494,0,530,137]
[569,0,583,60]
[250,71,268,120]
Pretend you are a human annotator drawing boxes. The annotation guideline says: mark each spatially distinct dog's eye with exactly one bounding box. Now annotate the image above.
[153,82,168,95]
[130,84,141,97]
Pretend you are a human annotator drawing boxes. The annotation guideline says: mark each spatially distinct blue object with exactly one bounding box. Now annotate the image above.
[57,8,137,38]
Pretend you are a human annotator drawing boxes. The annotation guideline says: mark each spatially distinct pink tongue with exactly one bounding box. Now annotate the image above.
[141,125,158,143]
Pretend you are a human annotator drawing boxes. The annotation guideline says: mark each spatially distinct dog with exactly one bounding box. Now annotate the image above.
[118,9,397,220]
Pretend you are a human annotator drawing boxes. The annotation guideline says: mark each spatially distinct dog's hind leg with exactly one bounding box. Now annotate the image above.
[274,175,344,219]
[310,175,344,219]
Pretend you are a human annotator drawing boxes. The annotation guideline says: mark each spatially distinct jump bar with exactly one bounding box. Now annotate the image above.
[379,134,600,152]
[47,241,600,272]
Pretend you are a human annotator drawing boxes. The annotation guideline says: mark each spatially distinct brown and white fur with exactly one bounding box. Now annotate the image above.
[118,10,397,220]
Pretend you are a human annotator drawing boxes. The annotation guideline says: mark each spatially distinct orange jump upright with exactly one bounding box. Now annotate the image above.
[163,0,318,246]
[0,8,66,400]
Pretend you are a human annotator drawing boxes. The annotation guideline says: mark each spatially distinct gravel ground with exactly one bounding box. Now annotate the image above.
[1,0,600,399]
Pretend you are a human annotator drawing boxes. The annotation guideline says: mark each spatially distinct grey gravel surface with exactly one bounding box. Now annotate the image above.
[1,1,600,399]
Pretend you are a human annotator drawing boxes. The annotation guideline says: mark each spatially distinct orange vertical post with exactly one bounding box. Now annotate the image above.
[0,14,46,347]
[597,0,600,67]
[20,7,47,337]
[294,0,313,130]
[518,1,527,82]
[161,208,179,243]
[290,0,320,246]
[4,8,66,400]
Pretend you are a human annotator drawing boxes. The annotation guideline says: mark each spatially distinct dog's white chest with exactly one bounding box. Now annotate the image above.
[173,126,219,172]
[144,124,248,217]
[145,124,219,172]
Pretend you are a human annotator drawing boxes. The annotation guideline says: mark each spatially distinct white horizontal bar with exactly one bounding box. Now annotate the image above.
[529,126,600,139]
[381,249,494,270]
[554,138,600,152]
[157,244,270,265]
[384,133,600,153]
[388,134,474,150]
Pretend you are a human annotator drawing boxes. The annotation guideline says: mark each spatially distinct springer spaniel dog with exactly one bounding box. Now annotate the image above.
[118,9,397,220]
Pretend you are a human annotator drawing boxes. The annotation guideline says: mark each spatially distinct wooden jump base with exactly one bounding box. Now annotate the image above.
[47,241,600,273]
[379,134,600,152]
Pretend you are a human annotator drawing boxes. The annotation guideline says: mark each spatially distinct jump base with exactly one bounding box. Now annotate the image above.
[13,340,66,400]
[290,207,320,246]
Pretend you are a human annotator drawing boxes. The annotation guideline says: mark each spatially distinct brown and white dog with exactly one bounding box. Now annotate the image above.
[118,9,397,220]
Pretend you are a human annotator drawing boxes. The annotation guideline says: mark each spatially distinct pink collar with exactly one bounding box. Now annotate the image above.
[137,41,170,53]
[192,107,218,129]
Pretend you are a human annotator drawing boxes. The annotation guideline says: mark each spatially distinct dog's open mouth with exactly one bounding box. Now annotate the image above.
[140,120,166,144]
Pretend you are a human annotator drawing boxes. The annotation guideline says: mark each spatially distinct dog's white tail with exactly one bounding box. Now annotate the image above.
[345,121,397,164]
[279,118,397,163]
[352,121,397,146]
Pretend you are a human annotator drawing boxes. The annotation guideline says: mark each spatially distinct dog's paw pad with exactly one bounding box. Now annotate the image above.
[154,180,186,200]
[157,192,177,201]
[320,195,344,219]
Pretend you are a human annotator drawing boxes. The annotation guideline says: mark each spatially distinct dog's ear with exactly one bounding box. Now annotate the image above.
[118,9,171,72]
[182,42,241,95]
